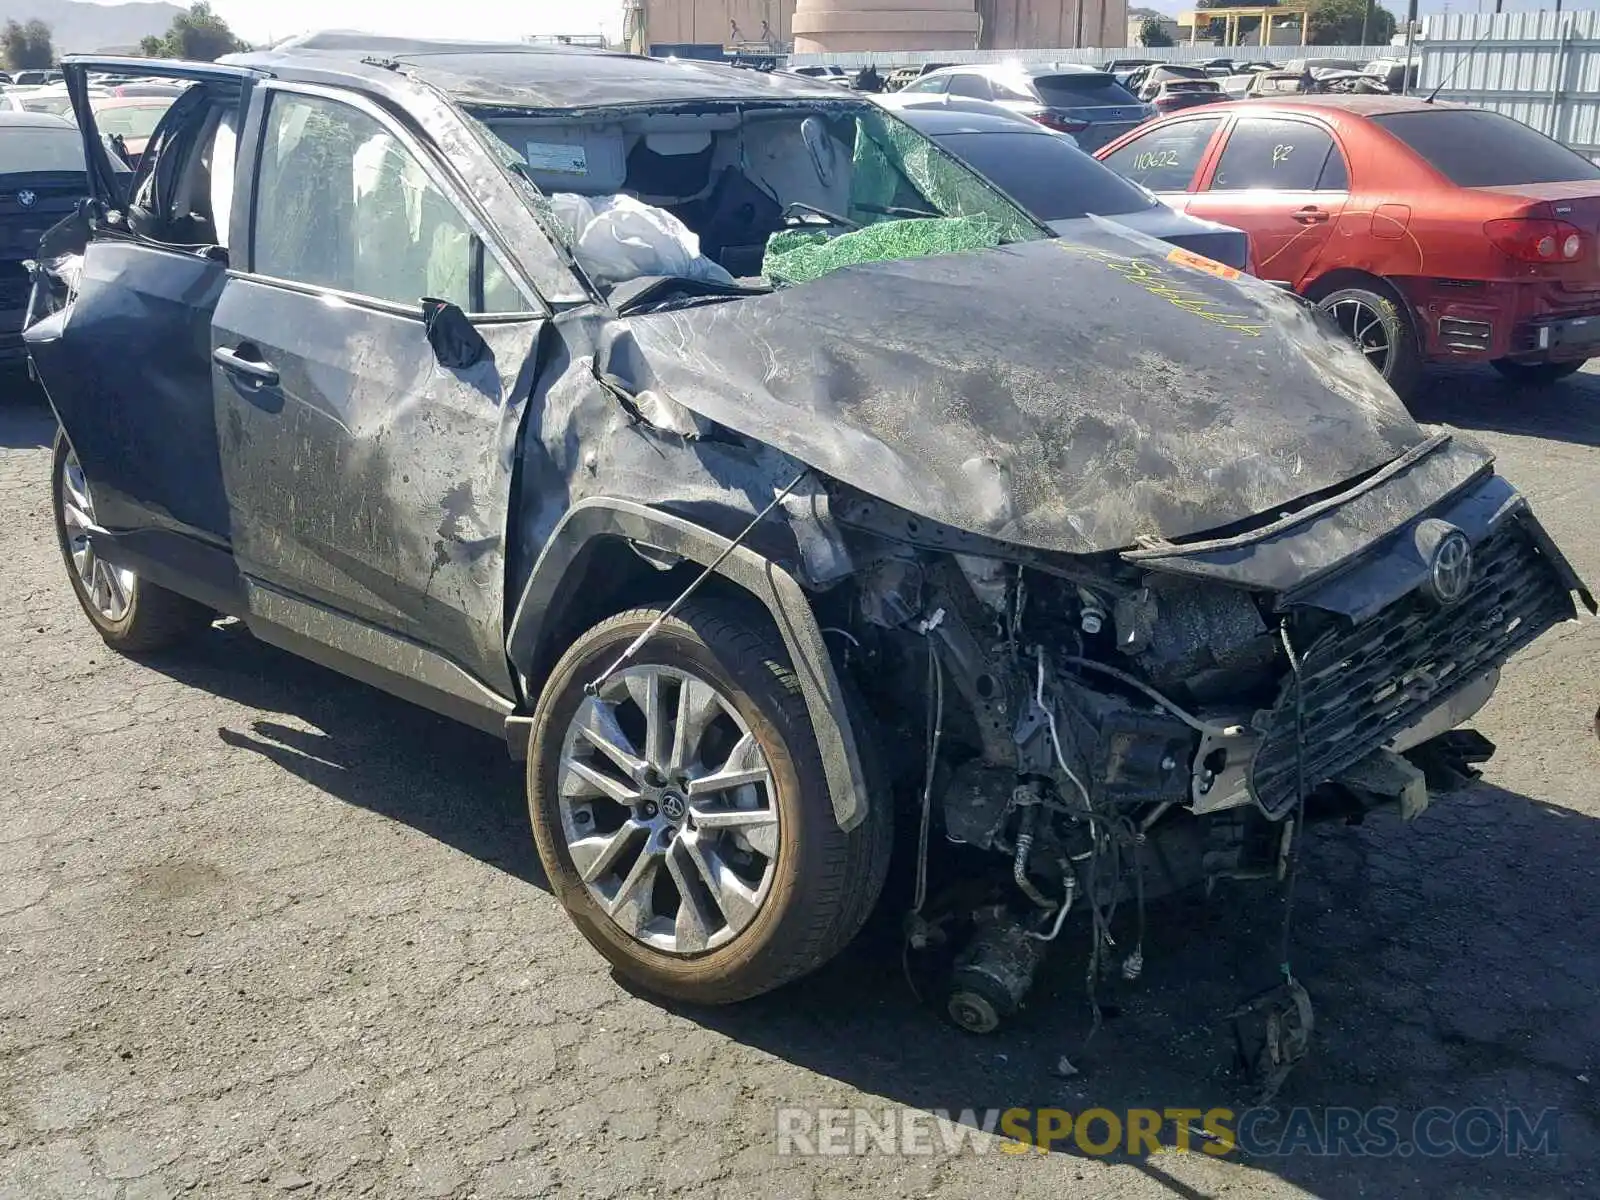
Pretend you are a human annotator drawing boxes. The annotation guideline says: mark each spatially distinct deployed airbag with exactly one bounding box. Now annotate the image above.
[550,192,734,288]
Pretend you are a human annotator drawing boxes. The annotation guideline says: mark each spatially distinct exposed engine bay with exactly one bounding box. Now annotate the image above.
[793,475,1583,1065]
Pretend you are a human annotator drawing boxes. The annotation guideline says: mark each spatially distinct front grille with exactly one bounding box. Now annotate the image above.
[1249,518,1574,818]
[0,260,30,310]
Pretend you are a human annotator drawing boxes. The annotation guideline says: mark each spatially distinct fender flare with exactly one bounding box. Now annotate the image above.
[505,497,870,832]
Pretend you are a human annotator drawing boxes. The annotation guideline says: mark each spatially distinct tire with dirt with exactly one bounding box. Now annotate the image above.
[50,430,210,653]
[1490,359,1587,386]
[526,600,892,1004]
[1315,283,1423,400]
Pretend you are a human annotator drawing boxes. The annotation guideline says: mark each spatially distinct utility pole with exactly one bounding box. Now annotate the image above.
[1402,0,1419,94]
[1360,0,1373,45]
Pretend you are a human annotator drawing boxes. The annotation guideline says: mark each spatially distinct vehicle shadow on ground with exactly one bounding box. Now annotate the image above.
[145,620,547,888]
[125,612,1599,1196]
[1411,367,1600,449]
[0,375,52,448]
[670,784,1600,1196]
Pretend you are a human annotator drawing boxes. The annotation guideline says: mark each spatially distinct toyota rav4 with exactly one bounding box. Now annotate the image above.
[27,38,1593,1068]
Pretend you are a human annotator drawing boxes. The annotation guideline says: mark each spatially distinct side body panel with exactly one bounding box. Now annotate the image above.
[30,239,232,546]
[213,282,541,700]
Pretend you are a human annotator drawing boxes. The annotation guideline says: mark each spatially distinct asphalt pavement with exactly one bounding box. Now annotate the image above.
[2,364,1597,1199]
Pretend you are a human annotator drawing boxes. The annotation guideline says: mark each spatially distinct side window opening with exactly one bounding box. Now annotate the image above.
[116,82,233,249]
[946,74,993,100]
[252,92,525,315]
[1210,118,1337,192]
[1102,117,1221,192]
[990,76,1037,102]
[1316,147,1350,191]
[481,244,525,313]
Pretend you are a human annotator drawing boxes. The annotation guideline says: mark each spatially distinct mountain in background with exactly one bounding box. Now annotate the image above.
[0,0,182,54]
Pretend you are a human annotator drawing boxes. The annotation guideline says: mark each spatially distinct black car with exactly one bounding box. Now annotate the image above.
[896,63,1152,152]
[875,97,1250,270]
[0,111,86,364]
[27,39,1592,1067]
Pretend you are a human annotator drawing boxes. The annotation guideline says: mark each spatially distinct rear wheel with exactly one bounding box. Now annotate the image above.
[1316,284,1422,400]
[51,431,210,653]
[525,601,891,1004]
[1490,359,1587,386]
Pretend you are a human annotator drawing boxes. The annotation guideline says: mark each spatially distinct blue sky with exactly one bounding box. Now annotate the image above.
[98,0,625,45]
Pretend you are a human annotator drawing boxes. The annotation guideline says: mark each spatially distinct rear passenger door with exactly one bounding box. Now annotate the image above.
[213,83,549,703]
[1097,115,1225,209]
[1185,115,1350,287]
[30,60,258,609]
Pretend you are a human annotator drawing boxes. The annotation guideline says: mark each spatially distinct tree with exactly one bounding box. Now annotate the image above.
[2,19,54,70]
[1306,0,1395,45]
[143,3,247,62]
[1139,17,1176,47]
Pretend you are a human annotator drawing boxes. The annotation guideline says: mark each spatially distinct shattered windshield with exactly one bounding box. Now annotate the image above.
[839,108,1043,237]
[467,102,1045,297]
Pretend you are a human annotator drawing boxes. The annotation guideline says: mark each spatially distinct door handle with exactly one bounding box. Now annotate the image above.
[1293,206,1330,225]
[213,345,279,388]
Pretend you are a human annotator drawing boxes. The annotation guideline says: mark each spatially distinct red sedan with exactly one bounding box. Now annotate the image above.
[1095,95,1600,396]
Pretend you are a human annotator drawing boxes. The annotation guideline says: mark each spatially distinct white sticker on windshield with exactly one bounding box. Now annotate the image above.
[525,141,588,175]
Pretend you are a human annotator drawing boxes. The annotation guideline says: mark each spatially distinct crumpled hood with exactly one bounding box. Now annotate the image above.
[616,222,1426,555]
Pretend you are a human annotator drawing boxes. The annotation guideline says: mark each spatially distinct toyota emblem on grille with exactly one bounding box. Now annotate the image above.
[1428,531,1474,606]
[16,190,35,208]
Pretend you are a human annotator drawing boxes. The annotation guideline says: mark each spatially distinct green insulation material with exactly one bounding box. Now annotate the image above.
[762,215,1003,286]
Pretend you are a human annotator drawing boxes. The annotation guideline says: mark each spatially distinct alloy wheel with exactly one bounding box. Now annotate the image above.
[556,665,780,955]
[1327,297,1393,376]
[58,449,135,622]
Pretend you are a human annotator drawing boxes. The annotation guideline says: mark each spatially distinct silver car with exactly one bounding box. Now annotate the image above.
[897,62,1153,153]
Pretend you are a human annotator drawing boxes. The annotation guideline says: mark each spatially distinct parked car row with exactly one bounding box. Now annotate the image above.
[17,38,1593,1087]
[1095,95,1600,395]
[894,63,1153,152]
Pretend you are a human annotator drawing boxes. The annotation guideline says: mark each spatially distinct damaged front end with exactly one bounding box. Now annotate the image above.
[570,219,1591,1085]
[789,433,1589,1053]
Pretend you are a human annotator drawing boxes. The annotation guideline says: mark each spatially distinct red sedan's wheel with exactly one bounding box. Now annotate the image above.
[1317,285,1423,400]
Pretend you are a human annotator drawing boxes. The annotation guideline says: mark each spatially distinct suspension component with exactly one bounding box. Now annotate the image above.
[945,909,1049,1035]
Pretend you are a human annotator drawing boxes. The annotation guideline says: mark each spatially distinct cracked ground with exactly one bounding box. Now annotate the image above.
[2,367,1598,1199]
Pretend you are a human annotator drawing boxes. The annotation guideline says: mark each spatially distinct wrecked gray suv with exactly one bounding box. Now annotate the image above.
[30,39,1593,1059]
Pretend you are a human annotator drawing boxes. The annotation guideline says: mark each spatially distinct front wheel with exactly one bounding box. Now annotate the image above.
[525,601,890,1004]
[1491,359,1587,386]
[1316,284,1423,400]
[51,431,210,653]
